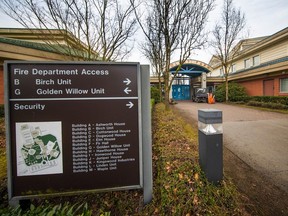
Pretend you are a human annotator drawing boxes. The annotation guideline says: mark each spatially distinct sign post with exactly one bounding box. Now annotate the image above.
[4,62,152,205]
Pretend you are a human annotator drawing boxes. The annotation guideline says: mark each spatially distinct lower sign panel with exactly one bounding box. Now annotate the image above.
[9,99,141,197]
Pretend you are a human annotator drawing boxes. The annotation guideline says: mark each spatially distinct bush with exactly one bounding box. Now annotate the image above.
[150,86,161,103]
[0,202,93,216]
[231,96,288,110]
[214,82,248,102]
[230,96,251,103]
[247,101,288,110]
[151,99,155,111]
[249,96,288,106]
[0,105,4,118]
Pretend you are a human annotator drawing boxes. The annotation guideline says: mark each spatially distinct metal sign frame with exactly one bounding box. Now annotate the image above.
[4,61,152,205]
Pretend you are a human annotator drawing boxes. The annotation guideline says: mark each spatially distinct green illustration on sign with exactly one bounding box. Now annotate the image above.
[16,122,63,176]
[21,133,61,167]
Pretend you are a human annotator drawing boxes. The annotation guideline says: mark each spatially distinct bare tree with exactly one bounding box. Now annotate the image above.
[132,0,214,106]
[138,1,166,102]
[211,0,246,101]
[0,0,137,61]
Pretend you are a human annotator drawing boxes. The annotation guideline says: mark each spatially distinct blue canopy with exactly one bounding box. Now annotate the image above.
[170,63,210,78]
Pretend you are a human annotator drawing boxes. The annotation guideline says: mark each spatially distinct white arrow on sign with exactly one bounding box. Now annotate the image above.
[123,78,131,85]
[124,87,132,94]
[126,101,134,109]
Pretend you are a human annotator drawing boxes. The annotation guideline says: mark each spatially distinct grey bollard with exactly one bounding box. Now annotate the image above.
[198,109,223,184]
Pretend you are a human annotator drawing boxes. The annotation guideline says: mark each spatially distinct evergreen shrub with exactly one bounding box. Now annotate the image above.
[249,96,288,105]
[214,82,248,102]
[0,105,4,118]
[247,101,288,110]
[150,86,161,103]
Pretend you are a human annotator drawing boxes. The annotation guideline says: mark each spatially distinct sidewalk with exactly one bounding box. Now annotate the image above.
[173,101,288,192]
[172,101,288,215]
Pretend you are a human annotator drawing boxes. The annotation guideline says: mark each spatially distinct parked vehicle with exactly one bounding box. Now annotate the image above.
[192,88,208,103]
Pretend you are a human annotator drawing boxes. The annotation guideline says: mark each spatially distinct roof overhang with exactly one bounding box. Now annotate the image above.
[228,58,288,81]
[169,59,212,78]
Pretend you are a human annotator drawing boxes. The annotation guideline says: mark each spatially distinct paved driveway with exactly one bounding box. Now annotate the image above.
[173,101,288,193]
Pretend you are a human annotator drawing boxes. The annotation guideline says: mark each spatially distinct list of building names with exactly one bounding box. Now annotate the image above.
[72,122,136,173]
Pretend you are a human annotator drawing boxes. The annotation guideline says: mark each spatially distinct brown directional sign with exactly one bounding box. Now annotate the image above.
[5,62,142,199]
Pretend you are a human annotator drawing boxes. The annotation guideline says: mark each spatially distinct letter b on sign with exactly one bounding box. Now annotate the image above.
[14,79,20,85]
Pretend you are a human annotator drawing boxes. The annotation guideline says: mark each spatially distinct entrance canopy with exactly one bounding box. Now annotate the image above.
[170,59,212,100]
[169,59,212,77]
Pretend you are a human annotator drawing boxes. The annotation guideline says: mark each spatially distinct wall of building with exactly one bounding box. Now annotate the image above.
[238,74,288,96]
[238,79,263,96]
[209,39,288,78]
[237,40,288,70]
[260,40,288,63]
[275,74,288,96]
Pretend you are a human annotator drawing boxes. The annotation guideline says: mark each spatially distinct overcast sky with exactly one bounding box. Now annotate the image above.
[193,0,288,63]
[131,0,288,64]
[0,0,287,64]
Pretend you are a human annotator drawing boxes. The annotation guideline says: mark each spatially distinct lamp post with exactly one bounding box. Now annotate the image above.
[198,109,223,184]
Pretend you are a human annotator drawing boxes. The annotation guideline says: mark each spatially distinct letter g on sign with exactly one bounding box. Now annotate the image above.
[15,89,21,95]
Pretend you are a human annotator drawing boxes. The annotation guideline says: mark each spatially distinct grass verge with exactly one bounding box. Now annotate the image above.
[0,103,244,215]
[151,103,243,215]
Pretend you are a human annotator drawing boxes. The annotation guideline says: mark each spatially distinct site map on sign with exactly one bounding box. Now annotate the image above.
[16,122,63,176]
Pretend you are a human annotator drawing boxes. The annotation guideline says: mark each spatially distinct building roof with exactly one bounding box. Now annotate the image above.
[208,27,288,68]
[237,27,288,57]
[169,59,213,78]
[0,28,99,60]
[0,28,77,44]
[237,36,268,51]
[0,36,65,54]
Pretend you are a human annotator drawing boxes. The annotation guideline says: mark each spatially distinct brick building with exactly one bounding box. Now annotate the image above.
[207,27,288,96]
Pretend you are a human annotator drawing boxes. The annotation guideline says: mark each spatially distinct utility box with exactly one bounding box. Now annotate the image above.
[198,109,223,184]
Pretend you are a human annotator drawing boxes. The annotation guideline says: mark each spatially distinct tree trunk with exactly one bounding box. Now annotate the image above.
[158,80,162,103]
[164,75,170,108]
[164,49,171,109]
[224,65,229,102]
[225,77,229,102]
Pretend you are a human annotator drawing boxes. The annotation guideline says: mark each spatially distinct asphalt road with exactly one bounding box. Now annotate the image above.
[173,101,288,193]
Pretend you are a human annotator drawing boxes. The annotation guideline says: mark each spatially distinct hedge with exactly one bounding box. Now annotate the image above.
[150,86,161,103]
[247,101,288,110]
[250,96,288,105]
[214,82,288,109]
[0,105,4,118]
[231,96,288,106]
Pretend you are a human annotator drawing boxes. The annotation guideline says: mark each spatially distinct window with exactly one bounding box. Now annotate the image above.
[252,55,260,66]
[280,78,288,93]
[244,59,250,68]
[231,64,236,73]
[220,68,223,76]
